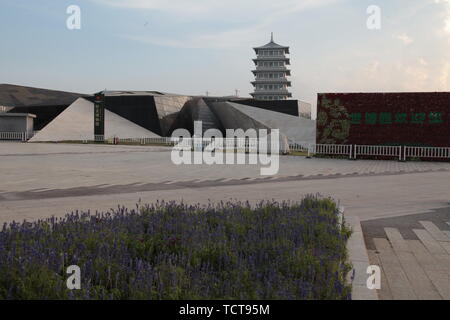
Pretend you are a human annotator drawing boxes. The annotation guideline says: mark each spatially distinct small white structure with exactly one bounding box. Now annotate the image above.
[0,113,36,135]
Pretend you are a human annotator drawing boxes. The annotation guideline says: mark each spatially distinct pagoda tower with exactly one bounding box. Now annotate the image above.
[250,33,292,100]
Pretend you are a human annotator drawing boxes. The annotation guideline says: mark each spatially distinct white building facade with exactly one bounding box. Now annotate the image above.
[251,34,292,100]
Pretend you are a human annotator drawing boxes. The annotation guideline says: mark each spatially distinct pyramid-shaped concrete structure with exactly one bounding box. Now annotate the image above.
[30,98,160,142]
[209,101,315,143]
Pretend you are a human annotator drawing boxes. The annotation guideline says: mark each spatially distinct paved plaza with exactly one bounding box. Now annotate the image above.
[1,142,449,223]
[1,142,450,299]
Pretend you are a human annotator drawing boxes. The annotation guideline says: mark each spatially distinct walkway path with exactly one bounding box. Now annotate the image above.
[362,209,450,299]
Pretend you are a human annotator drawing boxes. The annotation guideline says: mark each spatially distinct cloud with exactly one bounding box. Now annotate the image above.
[99,0,345,48]
[434,0,450,33]
[394,33,414,45]
[418,58,428,66]
[363,61,381,79]
[94,0,340,16]
[79,0,450,103]
[121,22,268,49]
[403,65,429,90]
[439,62,450,89]
[367,58,449,91]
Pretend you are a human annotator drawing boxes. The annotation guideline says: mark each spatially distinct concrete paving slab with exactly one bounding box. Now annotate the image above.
[419,221,450,242]
[413,229,447,255]
[384,227,410,252]
[438,241,450,255]
[407,240,450,299]
[384,228,441,300]
[373,238,417,300]
[346,216,378,300]
[362,208,450,250]
[367,250,392,300]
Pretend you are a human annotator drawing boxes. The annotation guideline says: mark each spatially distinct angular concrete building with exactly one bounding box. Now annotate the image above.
[0,84,316,144]
[0,84,86,130]
[90,91,191,137]
[208,101,315,144]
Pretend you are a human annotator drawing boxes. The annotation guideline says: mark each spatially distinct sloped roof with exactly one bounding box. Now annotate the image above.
[103,90,165,97]
[0,84,85,107]
[253,33,289,53]
[253,41,289,50]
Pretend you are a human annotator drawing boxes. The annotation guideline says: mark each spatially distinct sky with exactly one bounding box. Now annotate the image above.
[0,0,449,118]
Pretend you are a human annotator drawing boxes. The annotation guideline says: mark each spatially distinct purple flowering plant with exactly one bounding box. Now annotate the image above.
[0,195,352,300]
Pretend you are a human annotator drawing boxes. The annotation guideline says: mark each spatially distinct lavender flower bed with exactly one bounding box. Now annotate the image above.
[0,196,352,300]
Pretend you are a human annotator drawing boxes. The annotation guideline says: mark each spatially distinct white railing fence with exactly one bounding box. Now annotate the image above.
[1,132,449,161]
[314,144,352,157]
[173,137,262,153]
[288,141,310,152]
[0,131,37,141]
[287,141,450,161]
[0,132,25,141]
[404,146,450,160]
[354,145,402,161]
